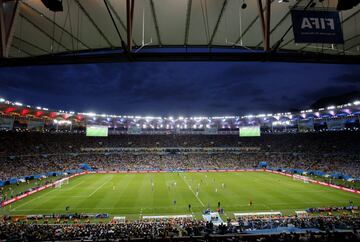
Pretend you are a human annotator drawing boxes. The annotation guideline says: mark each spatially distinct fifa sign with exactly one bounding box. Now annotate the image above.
[301,18,335,30]
[291,10,344,44]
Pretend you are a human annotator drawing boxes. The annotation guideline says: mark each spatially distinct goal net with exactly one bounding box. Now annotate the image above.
[293,174,309,183]
[54,178,69,188]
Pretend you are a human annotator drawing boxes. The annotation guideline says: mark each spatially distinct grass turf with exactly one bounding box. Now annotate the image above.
[2,172,360,220]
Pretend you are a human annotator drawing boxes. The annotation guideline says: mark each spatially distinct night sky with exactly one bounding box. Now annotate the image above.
[0,62,359,116]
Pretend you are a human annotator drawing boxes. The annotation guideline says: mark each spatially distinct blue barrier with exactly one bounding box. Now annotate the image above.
[267,167,356,180]
[79,164,93,171]
[244,227,320,235]
[259,162,268,168]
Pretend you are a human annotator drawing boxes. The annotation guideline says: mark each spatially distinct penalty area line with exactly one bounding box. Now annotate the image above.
[88,177,112,197]
[11,187,59,211]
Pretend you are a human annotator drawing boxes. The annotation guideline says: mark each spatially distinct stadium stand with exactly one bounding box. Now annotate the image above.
[0,131,359,178]
[1,129,360,241]
[1,215,360,241]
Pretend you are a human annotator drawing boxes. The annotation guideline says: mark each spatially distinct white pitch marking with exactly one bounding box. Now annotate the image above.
[180,175,205,207]
[88,177,112,197]
[12,187,58,211]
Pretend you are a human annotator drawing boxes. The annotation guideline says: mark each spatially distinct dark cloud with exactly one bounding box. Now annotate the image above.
[333,73,360,84]
[303,85,360,101]
[0,62,359,116]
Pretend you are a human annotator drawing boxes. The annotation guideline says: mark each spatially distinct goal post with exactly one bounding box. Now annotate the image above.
[54,177,69,188]
[293,174,309,184]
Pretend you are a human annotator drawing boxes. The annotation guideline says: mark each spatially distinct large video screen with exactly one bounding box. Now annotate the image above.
[239,126,261,137]
[86,125,108,137]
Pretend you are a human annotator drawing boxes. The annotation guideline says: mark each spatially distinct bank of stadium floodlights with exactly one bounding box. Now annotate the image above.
[1,97,359,129]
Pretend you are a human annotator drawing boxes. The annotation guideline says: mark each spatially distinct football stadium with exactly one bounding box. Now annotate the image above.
[0,0,360,241]
[1,100,360,241]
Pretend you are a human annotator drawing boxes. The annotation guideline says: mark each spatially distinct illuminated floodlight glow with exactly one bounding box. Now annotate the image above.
[82,112,96,117]
[0,98,5,102]
[36,106,42,110]
[327,106,335,110]
[272,120,291,126]
[14,102,23,106]
[273,115,280,120]
[58,120,72,125]
[353,100,360,105]
[54,119,71,125]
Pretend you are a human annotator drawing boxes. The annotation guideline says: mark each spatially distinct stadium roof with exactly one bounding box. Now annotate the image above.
[1,0,360,66]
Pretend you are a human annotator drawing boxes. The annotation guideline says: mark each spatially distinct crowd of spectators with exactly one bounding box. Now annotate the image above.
[0,215,360,241]
[0,131,360,180]
[1,130,360,155]
[1,152,359,181]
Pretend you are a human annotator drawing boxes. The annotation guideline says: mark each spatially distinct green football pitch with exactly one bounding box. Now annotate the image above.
[2,172,360,220]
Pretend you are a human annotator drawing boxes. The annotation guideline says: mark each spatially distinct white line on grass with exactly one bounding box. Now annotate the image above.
[88,177,112,197]
[180,175,205,207]
[62,181,84,190]
[12,187,59,211]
